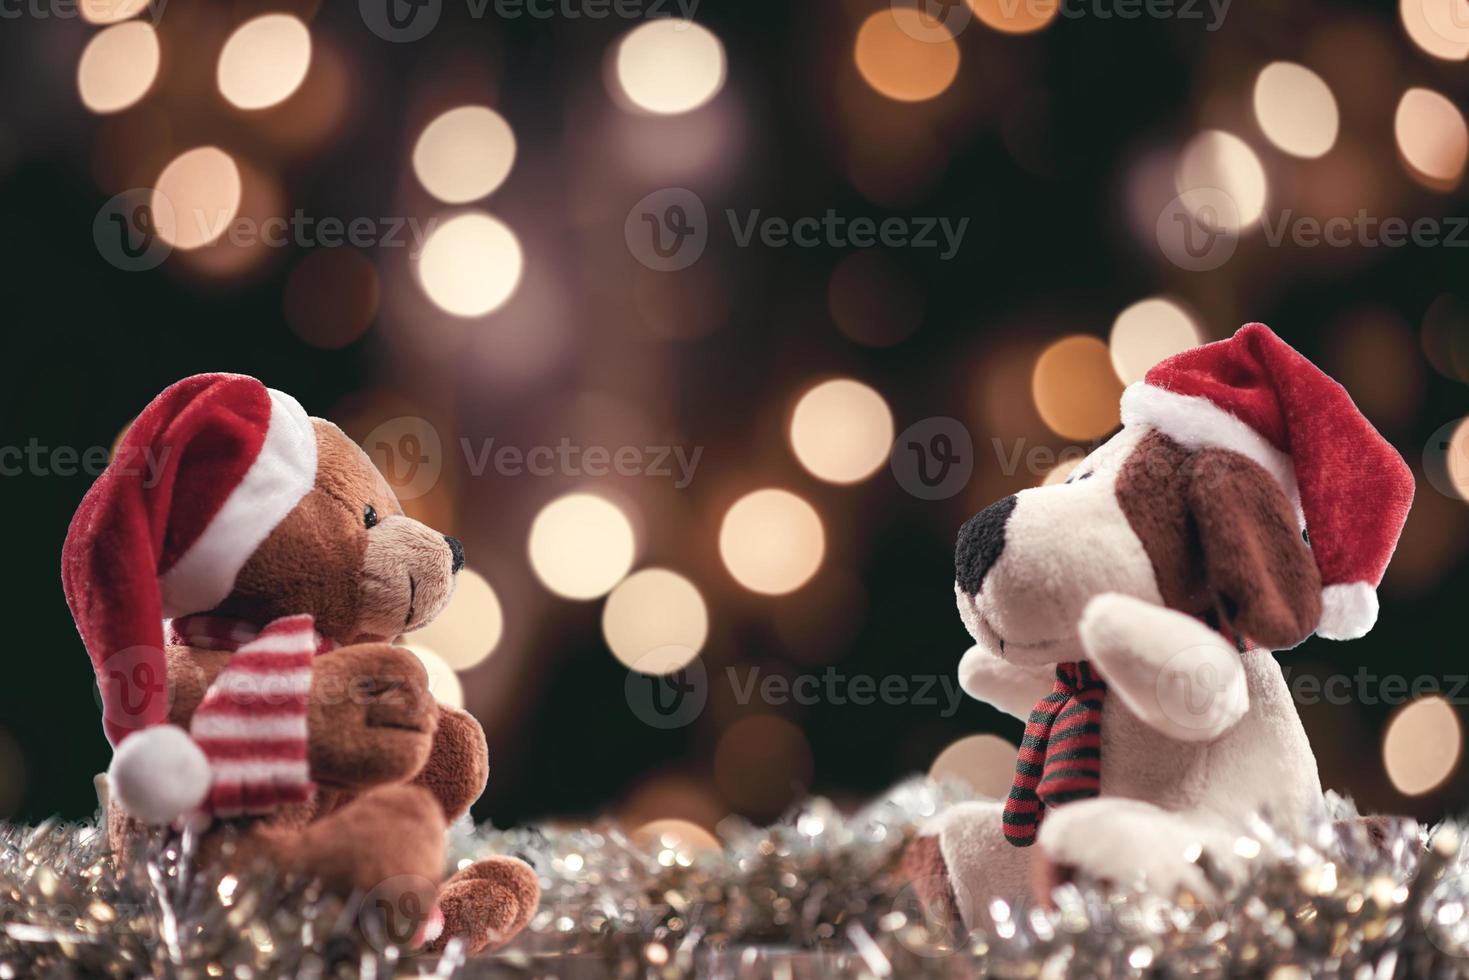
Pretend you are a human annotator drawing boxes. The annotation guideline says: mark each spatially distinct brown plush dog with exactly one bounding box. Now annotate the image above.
[65,375,537,954]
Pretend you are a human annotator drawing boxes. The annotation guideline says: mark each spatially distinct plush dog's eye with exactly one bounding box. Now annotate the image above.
[1301,527,1310,546]
[364,504,378,529]
[1066,471,1093,484]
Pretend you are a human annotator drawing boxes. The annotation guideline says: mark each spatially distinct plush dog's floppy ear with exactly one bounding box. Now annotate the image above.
[1186,448,1322,649]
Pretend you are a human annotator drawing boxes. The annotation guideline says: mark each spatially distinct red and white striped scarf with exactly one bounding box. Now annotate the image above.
[1003,661,1106,847]
[170,614,338,818]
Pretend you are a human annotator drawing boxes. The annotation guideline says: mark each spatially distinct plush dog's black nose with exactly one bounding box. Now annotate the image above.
[444,535,464,574]
[955,494,1017,596]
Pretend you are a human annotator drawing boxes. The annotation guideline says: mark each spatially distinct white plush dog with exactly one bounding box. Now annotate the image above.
[907,325,1415,927]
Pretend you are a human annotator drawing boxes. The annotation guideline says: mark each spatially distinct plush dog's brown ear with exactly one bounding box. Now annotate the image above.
[1186,448,1322,649]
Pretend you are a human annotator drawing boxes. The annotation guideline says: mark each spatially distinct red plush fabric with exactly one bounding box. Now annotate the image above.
[1144,323,1415,591]
[61,374,271,747]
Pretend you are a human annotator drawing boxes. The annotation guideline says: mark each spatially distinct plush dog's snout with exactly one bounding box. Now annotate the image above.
[444,535,464,574]
[955,494,1017,595]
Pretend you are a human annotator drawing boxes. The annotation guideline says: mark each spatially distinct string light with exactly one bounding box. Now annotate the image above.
[217,14,312,111]
[1395,88,1468,190]
[404,644,466,710]
[77,22,159,115]
[713,715,813,817]
[614,20,726,115]
[416,212,523,317]
[1032,335,1123,440]
[283,250,380,350]
[1402,0,1469,60]
[970,0,1059,34]
[1176,130,1268,231]
[1109,297,1202,385]
[788,379,894,485]
[413,106,516,204]
[602,568,708,674]
[528,493,637,600]
[719,489,824,595]
[853,10,960,103]
[1252,62,1339,159]
[151,147,242,251]
[409,568,504,671]
[930,733,1019,798]
[79,0,148,23]
[1383,695,1462,796]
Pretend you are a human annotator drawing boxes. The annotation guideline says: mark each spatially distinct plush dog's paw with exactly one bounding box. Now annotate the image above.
[422,856,540,955]
[1036,798,1241,901]
[1079,592,1248,742]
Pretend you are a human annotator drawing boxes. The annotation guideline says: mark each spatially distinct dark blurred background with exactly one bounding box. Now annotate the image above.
[1,0,1466,838]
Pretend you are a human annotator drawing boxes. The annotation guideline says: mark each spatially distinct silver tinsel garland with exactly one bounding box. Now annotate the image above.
[3,781,1467,978]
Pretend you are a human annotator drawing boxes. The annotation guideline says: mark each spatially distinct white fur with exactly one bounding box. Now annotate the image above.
[1120,383,1301,513]
[937,424,1324,923]
[957,642,1054,720]
[1317,581,1377,640]
[159,388,317,617]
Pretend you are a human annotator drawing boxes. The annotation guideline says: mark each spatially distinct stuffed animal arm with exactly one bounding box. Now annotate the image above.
[1079,592,1249,742]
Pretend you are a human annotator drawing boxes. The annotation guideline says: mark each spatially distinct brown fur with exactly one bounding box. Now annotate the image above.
[900,835,962,935]
[107,420,537,952]
[1116,432,1322,650]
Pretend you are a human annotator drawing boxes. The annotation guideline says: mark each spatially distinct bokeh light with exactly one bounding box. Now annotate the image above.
[789,379,895,485]
[929,733,1018,798]
[827,250,924,347]
[1395,88,1468,189]
[1422,293,1469,383]
[413,106,516,204]
[719,489,825,595]
[713,715,814,818]
[1109,297,1202,385]
[1176,130,1267,231]
[1383,695,1462,795]
[1445,418,1469,500]
[283,249,380,349]
[405,644,466,710]
[1326,310,1424,430]
[1032,335,1124,440]
[603,568,708,674]
[969,0,1059,33]
[409,568,504,671]
[152,147,242,251]
[217,14,312,111]
[615,20,726,115]
[1252,62,1339,159]
[416,212,524,317]
[529,493,637,600]
[80,0,149,23]
[77,22,159,115]
[1402,0,1469,60]
[631,819,721,864]
[853,10,961,103]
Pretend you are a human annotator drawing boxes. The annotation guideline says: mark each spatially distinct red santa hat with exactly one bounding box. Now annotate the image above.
[1120,323,1414,641]
[62,374,317,821]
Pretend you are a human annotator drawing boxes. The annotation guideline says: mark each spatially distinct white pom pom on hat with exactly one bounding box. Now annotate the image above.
[107,724,211,825]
